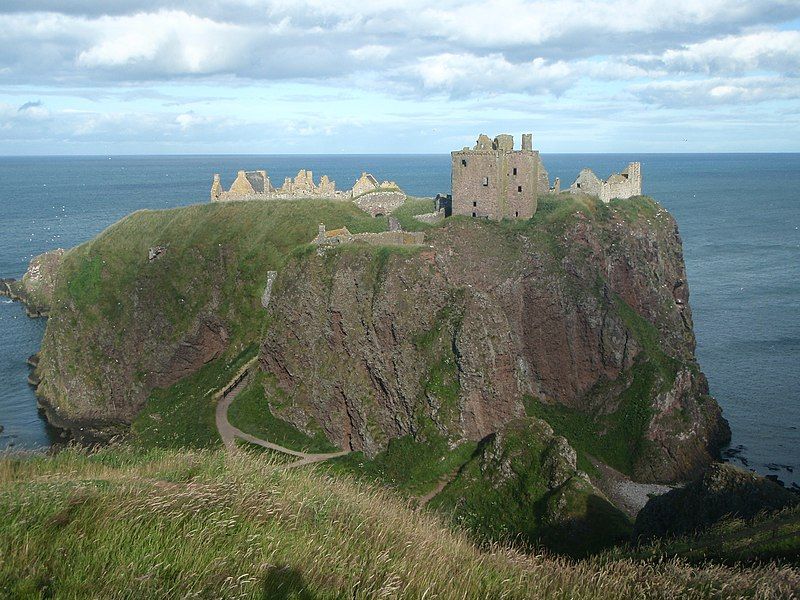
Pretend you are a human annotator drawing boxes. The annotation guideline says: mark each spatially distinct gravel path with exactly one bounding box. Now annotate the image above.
[215,362,349,468]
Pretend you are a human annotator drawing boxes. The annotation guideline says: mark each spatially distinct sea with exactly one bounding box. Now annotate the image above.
[1,154,798,487]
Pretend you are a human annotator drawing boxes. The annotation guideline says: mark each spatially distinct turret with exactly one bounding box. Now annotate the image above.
[521,133,532,151]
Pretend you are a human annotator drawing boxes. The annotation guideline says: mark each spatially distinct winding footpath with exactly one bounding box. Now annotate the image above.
[214,358,349,469]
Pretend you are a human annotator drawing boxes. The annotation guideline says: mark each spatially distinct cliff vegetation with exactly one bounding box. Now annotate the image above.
[16,193,738,557]
[1,446,797,599]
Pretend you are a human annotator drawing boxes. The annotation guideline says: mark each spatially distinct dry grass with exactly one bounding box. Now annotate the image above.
[1,446,798,599]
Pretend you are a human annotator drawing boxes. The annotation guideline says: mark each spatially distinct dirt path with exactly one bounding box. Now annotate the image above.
[416,471,458,510]
[214,362,349,469]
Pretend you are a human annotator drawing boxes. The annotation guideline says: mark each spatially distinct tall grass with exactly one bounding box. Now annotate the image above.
[1,446,797,599]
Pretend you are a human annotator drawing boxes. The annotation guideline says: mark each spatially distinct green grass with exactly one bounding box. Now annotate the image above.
[131,345,258,449]
[328,434,478,497]
[620,505,800,565]
[392,197,440,231]
[530,193,598,226]
[227,374,338,454]
[2,447,794,599]
[233,439,297,463]
[429,418,631,557]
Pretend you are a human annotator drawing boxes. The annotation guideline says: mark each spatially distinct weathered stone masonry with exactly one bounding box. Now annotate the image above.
[451,133,550,220]
[211,169,407,215]
[209,134,643,222]
[569,162,642,203]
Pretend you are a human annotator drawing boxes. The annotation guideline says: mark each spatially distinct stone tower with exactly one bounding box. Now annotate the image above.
[451,133,550,220]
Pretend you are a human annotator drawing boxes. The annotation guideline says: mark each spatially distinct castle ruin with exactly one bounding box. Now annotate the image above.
[313,223,425,248]
[568,162,642,203]
[451,133,550,220]
[211,169,407,215]
[209,135,643,223]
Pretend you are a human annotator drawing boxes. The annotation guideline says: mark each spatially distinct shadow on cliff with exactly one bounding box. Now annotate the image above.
[539,493,633,558]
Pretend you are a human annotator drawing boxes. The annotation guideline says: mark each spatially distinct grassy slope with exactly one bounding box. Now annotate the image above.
[1,447,797,599]
[228,374,339,454]
[51,199,436,445]
[620,506,800,565]
[429,418,632,557]
[42,200,404,425]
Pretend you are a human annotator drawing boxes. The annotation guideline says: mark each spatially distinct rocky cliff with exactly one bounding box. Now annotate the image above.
[1,249,64,317]
[262,197,729,483]
[29,195,728,483]
[634,463,799,540]
[29,201,392,442]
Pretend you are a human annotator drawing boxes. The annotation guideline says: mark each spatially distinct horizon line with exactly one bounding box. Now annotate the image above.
[1,151,800,158]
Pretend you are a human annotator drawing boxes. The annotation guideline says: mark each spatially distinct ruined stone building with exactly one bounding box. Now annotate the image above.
[211,169,339,201]
[568,162,642,203]
[210,169,407,216]
[313,223,424,248]
[451,133,550,220]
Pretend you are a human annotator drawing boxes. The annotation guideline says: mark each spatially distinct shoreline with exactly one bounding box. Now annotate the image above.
[0,278,50,318]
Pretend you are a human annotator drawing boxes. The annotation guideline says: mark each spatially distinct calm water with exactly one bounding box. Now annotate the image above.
[0,154,797,486]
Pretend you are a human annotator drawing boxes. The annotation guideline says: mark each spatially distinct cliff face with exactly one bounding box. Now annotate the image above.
[29,201,406,442]
[261,199,729,483]
[29,196,728,483]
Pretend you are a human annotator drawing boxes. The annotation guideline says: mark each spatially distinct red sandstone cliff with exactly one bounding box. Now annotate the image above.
[261,202,729,483]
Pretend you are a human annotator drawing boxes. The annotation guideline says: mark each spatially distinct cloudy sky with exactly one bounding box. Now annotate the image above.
[1,1,799,154]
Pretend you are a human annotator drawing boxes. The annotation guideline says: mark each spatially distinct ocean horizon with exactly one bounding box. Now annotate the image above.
[1,152,798,488]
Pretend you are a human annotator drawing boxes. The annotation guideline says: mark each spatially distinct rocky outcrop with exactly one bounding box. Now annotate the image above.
[33,240,234,442]
[1,249,64,317]
[634,463,799,540]
[430,417,631,556]
[29,197,728,478]
[261,201,729,482]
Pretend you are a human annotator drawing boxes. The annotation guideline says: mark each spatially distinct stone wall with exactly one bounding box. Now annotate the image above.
[352,231,425,246]
[314,223,424,248]
[569,162,642,203]
[353,190,407,217]
[211,168,407,215]
[451,133,549,220]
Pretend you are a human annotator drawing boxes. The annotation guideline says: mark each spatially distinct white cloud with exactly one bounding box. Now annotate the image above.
[0,1,799,152]
[409,53,573,95]
[631,76,800,107]
[75,11,253,74]
[348,45,391,62]
[657,30,800,74]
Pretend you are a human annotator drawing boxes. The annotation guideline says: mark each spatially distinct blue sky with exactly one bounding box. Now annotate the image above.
[1,1,799,154]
